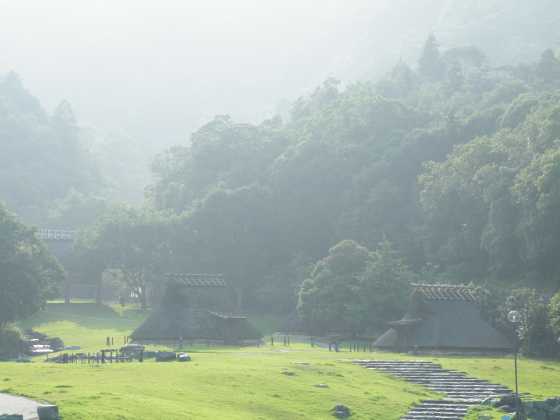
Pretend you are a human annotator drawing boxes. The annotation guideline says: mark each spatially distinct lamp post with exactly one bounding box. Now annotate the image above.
[507,310,521,417]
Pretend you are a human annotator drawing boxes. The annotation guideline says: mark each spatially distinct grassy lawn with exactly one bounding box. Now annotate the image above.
[1,302,557,419]
[16,301,146,353]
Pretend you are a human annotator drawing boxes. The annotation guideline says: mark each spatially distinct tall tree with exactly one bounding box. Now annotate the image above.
[298,240,412,336]
[73,207,172,308]
[537,49,560,83]
[0,203,63,327]
[418,34,445,81]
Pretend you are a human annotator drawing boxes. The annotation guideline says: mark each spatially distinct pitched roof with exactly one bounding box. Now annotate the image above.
[374,300,512,350]
[411,283,479,303]
[165,273,226,287]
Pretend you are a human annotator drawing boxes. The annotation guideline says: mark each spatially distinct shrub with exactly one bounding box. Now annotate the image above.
[549,291,560,341]
[0,326,23,359]
[502,288,558,357]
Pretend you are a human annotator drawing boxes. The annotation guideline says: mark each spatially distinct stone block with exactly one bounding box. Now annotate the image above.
[37,405,59,420]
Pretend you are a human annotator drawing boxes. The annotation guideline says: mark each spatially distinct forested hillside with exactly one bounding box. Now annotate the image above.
[132,39,560,319]
[0,72,102,227]
[3,33,560,344]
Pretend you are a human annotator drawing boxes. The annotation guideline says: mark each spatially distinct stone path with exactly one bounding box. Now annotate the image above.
[0,392,44,420]
[354,360,512,420]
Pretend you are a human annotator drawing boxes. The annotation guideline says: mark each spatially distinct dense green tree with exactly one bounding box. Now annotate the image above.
[0,203,63,327]
[73,207,173,308]
[143,40,560,322]
[298,240,370,335]
[501,289,558,357]
[418,34,445,81]
[549,291,560,340]
[47,189,108,229]
[298,240,412,336]
[537,49,560,83]
[0,72,101,225]
[358,241,413,332]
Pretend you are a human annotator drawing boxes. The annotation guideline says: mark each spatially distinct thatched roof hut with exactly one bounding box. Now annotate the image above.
[374,284,512,352]
[131,274,261,344]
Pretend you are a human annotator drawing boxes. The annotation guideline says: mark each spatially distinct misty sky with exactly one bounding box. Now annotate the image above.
[0,0,440,145]
[1,0,554,150]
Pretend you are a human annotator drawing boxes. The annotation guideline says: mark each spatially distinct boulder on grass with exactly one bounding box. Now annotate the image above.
[177,353,191,362]
[37,405,59,420]
[331,404,351,418]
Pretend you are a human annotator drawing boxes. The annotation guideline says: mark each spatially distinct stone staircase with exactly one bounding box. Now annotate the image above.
[354,360,513,420]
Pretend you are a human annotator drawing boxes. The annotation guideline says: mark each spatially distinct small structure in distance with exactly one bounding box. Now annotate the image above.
[374,283,512,353]
[132,273,261,345]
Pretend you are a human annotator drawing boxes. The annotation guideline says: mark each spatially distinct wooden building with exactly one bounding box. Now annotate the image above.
[374,284,512,352]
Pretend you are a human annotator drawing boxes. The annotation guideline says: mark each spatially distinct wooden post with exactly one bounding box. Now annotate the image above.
[64,279,71,304]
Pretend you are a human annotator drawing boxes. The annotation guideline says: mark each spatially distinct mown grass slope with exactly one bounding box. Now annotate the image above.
[5,302,433,419]
[2,302,558,419]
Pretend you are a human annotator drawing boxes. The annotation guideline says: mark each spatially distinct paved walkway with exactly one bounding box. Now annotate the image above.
[0,392,43,420]
[354,360,513,420]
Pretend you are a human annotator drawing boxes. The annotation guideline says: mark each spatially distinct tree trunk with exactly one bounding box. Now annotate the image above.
[64,278,71,304]
[140,285,148,311]
[235,287,244,312]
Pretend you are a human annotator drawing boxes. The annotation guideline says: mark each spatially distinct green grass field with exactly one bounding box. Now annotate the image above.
[1,303,558,419]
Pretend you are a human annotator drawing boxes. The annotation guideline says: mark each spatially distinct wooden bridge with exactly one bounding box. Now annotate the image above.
[36,228,76,261]
[36,228,76,241]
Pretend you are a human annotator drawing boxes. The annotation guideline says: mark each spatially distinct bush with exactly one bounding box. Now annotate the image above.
[298,240,412,336]
[0,326,23,359]
[502,288,559,357]
[549,291,560,340]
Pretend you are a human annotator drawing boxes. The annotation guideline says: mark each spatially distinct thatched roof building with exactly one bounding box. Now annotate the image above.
[374,284,512,352]
[132,274,261,344]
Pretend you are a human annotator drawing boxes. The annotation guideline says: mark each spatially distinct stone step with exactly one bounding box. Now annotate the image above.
[355,360,435,363]
[357,360,438,363]
[402,413,464,420]
[355,360,515,420]
[409,408,468,414]
[401,376,489,381]
[426,384,509,389]
[408,413,466,418]
[423,399,480,405]
[401,416,463,419]
[429,388,509,394]
[409,380,498,386]
[387,378,472,383]
[428,388,509,394]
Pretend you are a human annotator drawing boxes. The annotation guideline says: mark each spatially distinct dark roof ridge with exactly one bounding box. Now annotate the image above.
[411,283,475,288]
[411,283,479,302]
[165,273,226,288]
